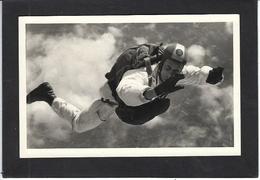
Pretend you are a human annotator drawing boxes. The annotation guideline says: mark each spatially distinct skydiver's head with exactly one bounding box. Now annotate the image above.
[158,43,187,82]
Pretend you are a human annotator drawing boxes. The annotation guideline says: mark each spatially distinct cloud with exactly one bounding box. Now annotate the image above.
[27,102,72,147]
[197,85,233,145]
[108,26,123,37]
[199,85,233,122]
[144,116,167,129]
[225,22,233,35]
[144,23,156,31]
[27,25,117,147]
[175,126,208,147]
[133,37,148,44]
[156,84,233,147]
[186,44,206,66]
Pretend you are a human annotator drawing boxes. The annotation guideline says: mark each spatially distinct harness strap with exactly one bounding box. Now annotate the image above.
[144,57,153,87]
[101,97,118,106]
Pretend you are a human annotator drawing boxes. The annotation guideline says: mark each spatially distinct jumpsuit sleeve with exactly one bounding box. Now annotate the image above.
[177,65,213,86]
[116,69,151,107]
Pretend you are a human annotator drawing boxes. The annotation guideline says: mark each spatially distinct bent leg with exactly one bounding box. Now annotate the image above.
[52,97,115,133]
[74,99,116,133]
[27,82,116,133]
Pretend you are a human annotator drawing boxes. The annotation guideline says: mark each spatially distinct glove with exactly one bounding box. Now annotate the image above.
[154,74,185,96]
[157,45,164,58]
[206,67,224,84]
[153,43,164,61]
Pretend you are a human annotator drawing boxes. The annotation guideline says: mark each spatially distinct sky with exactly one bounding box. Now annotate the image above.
[26,22,234,148]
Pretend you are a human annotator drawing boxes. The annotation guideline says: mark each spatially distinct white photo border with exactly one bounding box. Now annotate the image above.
[19,14,240,158]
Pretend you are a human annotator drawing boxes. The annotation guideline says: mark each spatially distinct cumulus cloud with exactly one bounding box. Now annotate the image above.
[108,26,123,37]
[186,44,206,66]
[133,37,148,44]
[27,30,115,106]
[198,85,234,146]
[27,102,72,147]
[199,85,233,122]
[27,25,117,147]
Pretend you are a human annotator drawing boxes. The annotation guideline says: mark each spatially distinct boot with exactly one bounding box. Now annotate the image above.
[27,82,57,105]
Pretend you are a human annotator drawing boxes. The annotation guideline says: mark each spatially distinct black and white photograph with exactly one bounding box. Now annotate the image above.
[19,15,240,157]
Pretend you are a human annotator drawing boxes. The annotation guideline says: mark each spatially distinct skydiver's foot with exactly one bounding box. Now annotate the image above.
[27,82,57,105]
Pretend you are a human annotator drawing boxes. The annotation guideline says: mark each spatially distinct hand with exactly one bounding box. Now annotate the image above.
[154,74,185,96]
[154,43,164,60]
[157,46,164,57]
[206,67,224,84]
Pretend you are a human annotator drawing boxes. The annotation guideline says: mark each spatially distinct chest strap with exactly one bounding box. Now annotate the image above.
[144,57,153,87]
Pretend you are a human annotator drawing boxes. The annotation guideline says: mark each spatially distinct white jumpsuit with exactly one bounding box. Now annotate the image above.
[51,64,213,133]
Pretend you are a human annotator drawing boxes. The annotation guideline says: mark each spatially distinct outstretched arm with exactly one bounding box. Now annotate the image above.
[177,65,224,86]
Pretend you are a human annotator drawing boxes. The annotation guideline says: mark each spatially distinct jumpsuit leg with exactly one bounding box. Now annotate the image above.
[75,99,115,133]
[51,83,117,133]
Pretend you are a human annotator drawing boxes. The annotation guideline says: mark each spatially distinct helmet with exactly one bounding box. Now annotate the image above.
[161,43,187,65]
[157,43,187,82]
